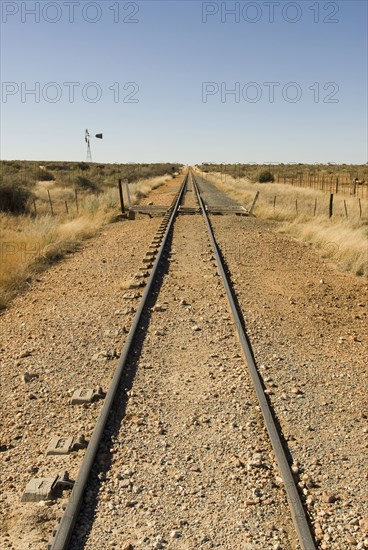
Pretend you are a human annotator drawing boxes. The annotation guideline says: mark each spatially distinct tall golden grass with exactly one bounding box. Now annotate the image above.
[126,175,170,203]
[0,175,171,309]
[197,171,368,277]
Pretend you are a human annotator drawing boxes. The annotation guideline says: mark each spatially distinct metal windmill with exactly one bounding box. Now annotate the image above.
[85,129,103,162]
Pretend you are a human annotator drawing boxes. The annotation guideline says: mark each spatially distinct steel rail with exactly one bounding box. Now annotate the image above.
[191,171,316,550]
[48,174,188,550]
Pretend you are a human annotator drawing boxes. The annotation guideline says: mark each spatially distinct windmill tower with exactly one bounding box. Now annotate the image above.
[85,129,103,162]
[85,129,92,162]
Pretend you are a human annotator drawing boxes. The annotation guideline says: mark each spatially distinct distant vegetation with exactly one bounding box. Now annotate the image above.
[257,170,275,183]
[199,162,368,183]
[75,175,99,192]
[38,169,55,182]
[0,160,182,215]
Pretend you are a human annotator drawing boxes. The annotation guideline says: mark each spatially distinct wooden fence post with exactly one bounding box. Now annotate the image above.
[47,190,54,216]
[314,198,317,217]
[65,201,69,214]
[273,195,277,210]
[118,179,125,214]
[344,200,348,218]
[33,199,37,216]
[125,179,132,208]
[249,191,260,215]
[75,189,79,213]
[329,194,334,218]
[359,198,362,218]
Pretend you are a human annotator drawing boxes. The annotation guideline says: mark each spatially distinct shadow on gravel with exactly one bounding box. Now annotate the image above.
[69,229,175,549]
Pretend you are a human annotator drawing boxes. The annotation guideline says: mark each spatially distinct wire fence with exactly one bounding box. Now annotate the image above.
[202,165,368,200]
[274,173,368,199]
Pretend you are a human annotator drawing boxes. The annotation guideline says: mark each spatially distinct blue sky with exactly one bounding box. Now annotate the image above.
[1,0,367,164]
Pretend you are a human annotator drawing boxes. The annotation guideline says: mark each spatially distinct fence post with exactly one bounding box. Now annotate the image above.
[47,190,54,216]
[249,191,260,215]
[273,195,277,210]
[125,179,131,208]
[344,200,348,218]
[65,201,69,214]
[314,198,317,216]
[336,177,339,194]
[118,179,125,214]
[329,194,333,218]
[75,189,79,213]
[33,199,37,216]
[295,198,298,213]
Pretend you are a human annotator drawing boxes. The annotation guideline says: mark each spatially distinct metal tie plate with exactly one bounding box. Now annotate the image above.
[70,388,94,405]
[46,437,74,456]
[22,476,58,502]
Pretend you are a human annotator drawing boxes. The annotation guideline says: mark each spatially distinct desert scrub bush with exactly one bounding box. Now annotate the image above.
[37,169,55,182]
[76,175,99,192]
[256,170,275,183]
[76,162,90,171]
[45,163,70,171]
[0,181,33,214]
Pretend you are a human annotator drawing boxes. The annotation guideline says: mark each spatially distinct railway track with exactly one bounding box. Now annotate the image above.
[48,171,316,549]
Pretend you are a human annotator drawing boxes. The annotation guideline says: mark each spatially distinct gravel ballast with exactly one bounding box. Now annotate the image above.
[1,174,366,549]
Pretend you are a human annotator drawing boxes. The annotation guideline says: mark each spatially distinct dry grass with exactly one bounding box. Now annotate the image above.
[198,171,368,277]
[0,176,171,309]
[127,175,171,203]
